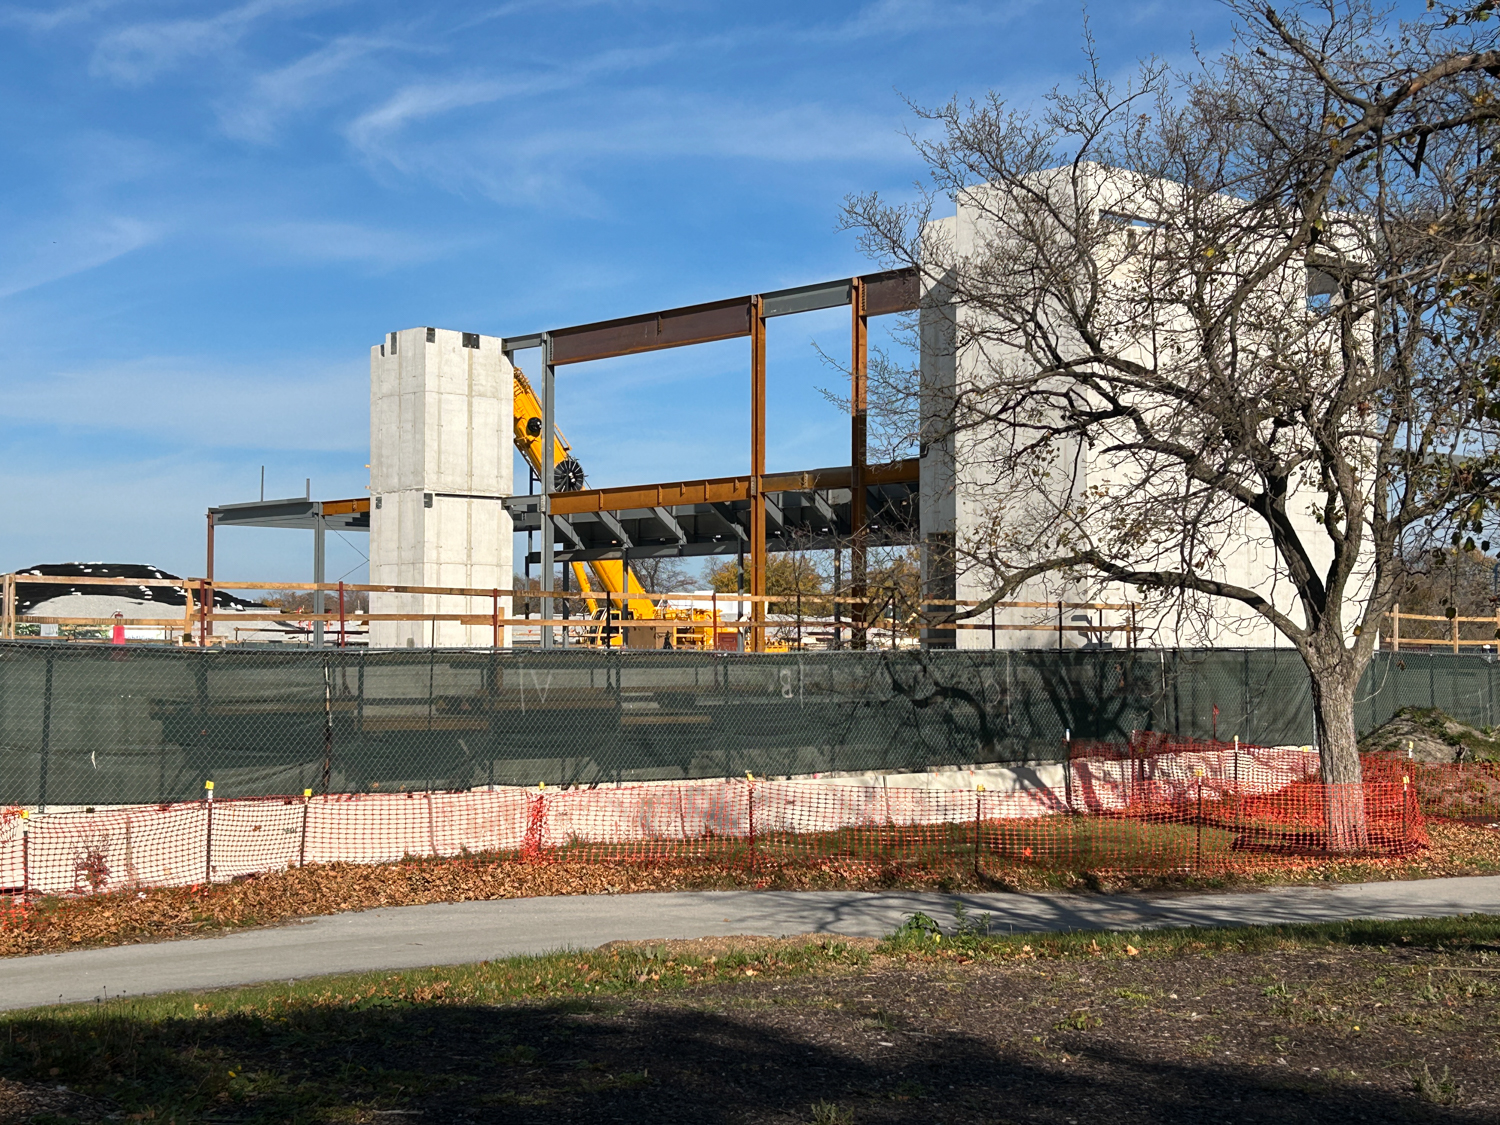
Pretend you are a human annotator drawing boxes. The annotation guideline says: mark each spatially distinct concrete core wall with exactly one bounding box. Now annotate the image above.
[917,169,1363,651]
[369,327,513,648]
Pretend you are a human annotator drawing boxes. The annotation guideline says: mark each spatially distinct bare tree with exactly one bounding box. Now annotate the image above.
[627,557,697,594]
[843,1,1500,847]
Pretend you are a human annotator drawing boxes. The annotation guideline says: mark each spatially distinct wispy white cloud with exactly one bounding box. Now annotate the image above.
[89,0,331,85]
[816,0,1039,42]
[526,98,916,164]
[344,43,683,153]
[234,219,457,266]
[217,34,383,143]
[347,90,917,214]
[346,78,519,151]
[0,355,367,451]
[0,215,161,299]
[0,0,120,32]
[0,451,370,578]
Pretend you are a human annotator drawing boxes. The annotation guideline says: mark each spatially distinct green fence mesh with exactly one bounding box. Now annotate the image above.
[0,641,1495,806]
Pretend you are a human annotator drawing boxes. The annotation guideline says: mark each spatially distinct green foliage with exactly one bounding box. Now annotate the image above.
[887,911,944,946]
[876,913,1500,963]
[808,1101,854,1125]
[1412,1061,1465,1105]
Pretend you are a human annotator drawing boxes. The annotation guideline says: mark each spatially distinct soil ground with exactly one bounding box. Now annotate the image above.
[1,918,1498,1123]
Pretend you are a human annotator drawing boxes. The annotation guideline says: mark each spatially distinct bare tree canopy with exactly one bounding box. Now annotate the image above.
[843,0,1500,847]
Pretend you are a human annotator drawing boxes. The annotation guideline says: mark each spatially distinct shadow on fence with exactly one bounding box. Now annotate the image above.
[1,642,1497,807]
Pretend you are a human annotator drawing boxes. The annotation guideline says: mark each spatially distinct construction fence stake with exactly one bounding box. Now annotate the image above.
[1063,728,1073,813]
[19,811,30,899]
[204,780,215,884]
[426,791,437,858]
[746,773,757,871]
[973,788,985,876]
[1195,772,1204,872]
[299,788,312,867]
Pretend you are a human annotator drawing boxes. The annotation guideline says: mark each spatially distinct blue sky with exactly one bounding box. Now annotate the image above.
[0,0,1234,586]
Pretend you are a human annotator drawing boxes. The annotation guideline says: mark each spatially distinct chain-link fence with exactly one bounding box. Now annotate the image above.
[0,641,1494,807]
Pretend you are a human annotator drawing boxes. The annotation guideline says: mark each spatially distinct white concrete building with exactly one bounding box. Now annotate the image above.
[919,165,1367,650]
[369,328,513,648]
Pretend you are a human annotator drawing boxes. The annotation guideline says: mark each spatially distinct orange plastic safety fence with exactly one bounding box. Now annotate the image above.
[0,737,1436,919]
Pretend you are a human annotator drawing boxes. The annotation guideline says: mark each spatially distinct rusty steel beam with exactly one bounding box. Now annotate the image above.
[749,294,768,652]
[850,275,869,649]
[863,267,920,317]
[540,458,919,516]
[549,476,752,514]
[862,458,919,487]
[527,268,919,368]
[550,297,753,366]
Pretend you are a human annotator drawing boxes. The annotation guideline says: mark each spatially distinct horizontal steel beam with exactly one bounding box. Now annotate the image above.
[209,496,371,531]
[502,333,545,353]
[504,268,919,367]
[549,296,752,366]
[320,498,370,516]
[521,458,919,517]
[527,525,918,564]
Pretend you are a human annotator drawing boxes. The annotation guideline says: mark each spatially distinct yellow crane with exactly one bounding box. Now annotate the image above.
[511,368,663,634]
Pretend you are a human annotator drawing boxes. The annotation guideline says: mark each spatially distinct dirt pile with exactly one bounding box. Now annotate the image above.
[1360,707,1500,763]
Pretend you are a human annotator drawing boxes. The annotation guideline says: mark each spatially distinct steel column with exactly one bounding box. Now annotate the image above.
[749,295,767,651]
[204,511,216,647]
[540,334,556,650]
[312,510,326,649]
[850,276,869,649]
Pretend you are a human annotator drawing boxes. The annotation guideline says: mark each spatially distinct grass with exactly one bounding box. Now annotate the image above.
[872,906,1500,962]
[4,913,1500,1122]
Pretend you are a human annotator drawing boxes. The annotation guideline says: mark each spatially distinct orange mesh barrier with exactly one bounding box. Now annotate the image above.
[0,737,1435,925]
[1399,760,1500,822]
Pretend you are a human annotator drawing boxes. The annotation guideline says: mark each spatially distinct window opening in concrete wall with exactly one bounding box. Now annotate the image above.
[1307,267,1339,312]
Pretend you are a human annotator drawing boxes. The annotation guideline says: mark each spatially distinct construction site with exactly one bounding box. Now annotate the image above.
[2,255,1499,906]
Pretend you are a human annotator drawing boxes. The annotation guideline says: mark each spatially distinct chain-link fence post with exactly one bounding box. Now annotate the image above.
[320,655,333,794]
[38,650,54,814]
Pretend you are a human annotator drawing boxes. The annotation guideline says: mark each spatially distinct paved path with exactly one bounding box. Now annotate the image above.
[5,875,1499,1012]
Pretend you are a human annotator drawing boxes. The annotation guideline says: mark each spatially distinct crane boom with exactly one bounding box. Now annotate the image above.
[511,368,658,622]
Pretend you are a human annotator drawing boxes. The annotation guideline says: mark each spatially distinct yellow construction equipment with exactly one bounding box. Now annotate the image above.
[512,368,736,648]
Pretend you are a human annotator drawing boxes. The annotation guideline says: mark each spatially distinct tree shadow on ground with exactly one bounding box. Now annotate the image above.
[2,994,1486,1124]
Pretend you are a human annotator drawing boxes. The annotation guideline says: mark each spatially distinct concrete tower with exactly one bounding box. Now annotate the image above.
[368,327,513,648]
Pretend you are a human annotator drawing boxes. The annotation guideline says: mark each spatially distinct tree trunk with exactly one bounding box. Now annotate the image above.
[1308,657,1369,851]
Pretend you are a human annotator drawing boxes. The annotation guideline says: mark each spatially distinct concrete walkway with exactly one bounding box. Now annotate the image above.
[5,875,1499,1012]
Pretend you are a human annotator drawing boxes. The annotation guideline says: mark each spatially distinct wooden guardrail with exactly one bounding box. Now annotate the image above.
[1385,604,1500,654]
[0,572,1138,649]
